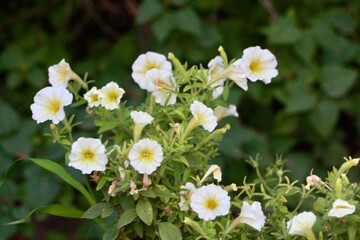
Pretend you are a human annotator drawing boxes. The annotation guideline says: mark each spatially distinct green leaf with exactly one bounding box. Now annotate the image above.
[29,158,95,205]
[310,100,339,138]
[158,222,182,240]
[97,120,120,134]
[295,33,316,63]
[103,225,120,240]
[174,8,202,37]
[268,17,302,45]
[136,198,153,226]
[117,209,137,229]
[153,13,175,42]
[0,102,20,136]
[320,65,358,98]
[82,203,109,219]
[348,225,356,240]
[6,204,84,225]
[136,0,164,24]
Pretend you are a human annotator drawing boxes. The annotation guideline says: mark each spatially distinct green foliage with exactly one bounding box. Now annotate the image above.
[1,0,359,238]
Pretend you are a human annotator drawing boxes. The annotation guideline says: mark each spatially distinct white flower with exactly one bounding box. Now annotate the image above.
[210,58,248,91]
[287,211,316,238]
[179,182,196,211]
[241,46,278,84]
[214,105,239,121]
[48,59,76,87]
[190,184,230,221]
[328,199,356,218]
[30,86,73,124]
[99,82,125,110]
[131,52,172,92]
[128,138,163,175]
[84,87,101,107]
[237,201,266,231]
[130,111,154,127]
[200,164,222,184]
[118,166,126,180]
[208,56,226,98]
[146,69,177,106]
[68,137,108,174]
[190,101,218,132]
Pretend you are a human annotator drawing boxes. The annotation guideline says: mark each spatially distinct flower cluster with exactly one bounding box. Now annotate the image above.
[28,47,360,240]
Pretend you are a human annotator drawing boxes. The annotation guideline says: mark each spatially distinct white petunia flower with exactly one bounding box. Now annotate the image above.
[190,101,218,132]
[214,105,239,121]
[190,184,230,221]
[200,164,222,184]
[130,111,154,142]
[30,86,73,124]
[130,111,154,127]
[237,201,266,231]
[328,199,356,218]
[208,56,226,98]
[128,138,163,175]
[131,52,172,92]
[210,58,248,91]
[84,87,101,107]
[48,59,76,87]
[68,137,108,174]
[146,69,177,106]
[241,46,278,84]
[179,182,196,211]
[287,211,317,239]
[99,82,125,110]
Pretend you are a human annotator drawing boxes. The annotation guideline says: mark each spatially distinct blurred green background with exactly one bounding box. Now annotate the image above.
[1,0,359,239]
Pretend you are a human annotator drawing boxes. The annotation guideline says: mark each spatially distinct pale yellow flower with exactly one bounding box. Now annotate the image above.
[30,86,73,124]
[99,82,125,110]
[328,199,356,218]
[68,137,108,174]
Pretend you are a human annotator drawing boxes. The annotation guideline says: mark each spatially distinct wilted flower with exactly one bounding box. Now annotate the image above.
[190,101,218,132]
[68,137,108,174]
[108,181,118,197]
[241,46,278,84]
[131,51,172,92]
[30,86,73,124]
[146,69,177,106]
[305,170,323,190]
[128,138,163,175]
[118,166,126,180]
[130,180,138,195]
[190,184,230,221]
[287,211,316,240]
[214,105,239,121]
[99,82,125,110]
[84,87,101,107]
[328,199,356,218]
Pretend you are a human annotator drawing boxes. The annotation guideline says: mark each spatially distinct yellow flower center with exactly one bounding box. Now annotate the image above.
[144,63,159,72]
[336,205,350,209]
[249,59,262,73]
[82,150,95,161]
[206,199,218,210]
[91,94,99,102]
[48,100,61,114]
[59,66,68,80]
[108,91,119,101]
[140,149,153,161]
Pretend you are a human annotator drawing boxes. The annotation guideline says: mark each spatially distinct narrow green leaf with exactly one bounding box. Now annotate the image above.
[29,158,95,205]
[136,198,153,226]
[348,225,356,240]
[82,203,108,219]
[98,120,119,134]
[117,209,137,229]
[158,222,182,240]
[6,204,84,225]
